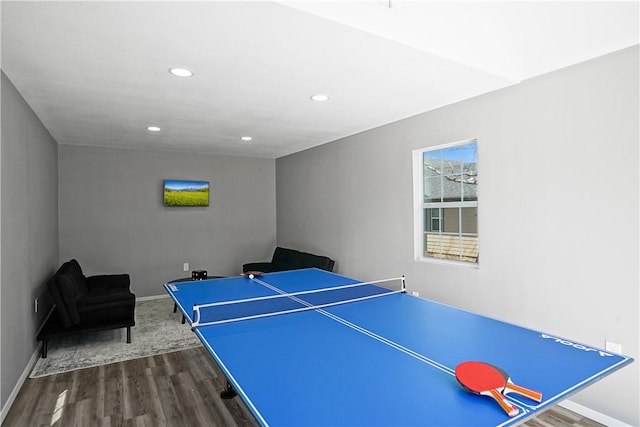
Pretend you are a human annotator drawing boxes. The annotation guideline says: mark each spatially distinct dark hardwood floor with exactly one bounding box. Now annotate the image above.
[3,347,604,427]
[3,347,257,427]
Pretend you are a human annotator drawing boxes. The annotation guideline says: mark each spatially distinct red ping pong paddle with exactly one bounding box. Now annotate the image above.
[455,361,519,417]
[487,363,543,402]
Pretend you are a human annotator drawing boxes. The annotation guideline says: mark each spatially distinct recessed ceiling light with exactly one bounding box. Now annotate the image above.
[311,94,329,102]
[169,67,193,77]
[241,136,253,141]
[146,126,161,132]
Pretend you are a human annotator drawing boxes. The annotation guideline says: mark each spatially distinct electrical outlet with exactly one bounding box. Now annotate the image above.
[411,291,419,297]
[34,298,38,313]
[183,262,189,272]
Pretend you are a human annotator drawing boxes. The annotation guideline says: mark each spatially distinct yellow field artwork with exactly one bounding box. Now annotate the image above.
[163,180,209,206]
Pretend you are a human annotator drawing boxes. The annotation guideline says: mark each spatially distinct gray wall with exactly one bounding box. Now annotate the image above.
[59,145,276,297]
[276,47,639,424]
[1,72,59,411]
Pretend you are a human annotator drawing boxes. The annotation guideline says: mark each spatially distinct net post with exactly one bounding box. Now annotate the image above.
[401,275,406,293]
[192,304,200,327]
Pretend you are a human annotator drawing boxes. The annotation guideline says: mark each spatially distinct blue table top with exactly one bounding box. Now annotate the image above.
[164,268,633,427]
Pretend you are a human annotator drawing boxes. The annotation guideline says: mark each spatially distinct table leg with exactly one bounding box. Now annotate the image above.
[220,380,238,399]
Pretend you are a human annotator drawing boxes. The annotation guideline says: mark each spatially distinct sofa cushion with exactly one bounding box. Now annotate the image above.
[46,273,74,328]
[55,272,82,325]
[271,262,300,272]
[81,288,135,307]
[271,247,299,265]
[242,262,277,273]
[86,274,131,292]
[78,290,135,313]
[62,259,88,294]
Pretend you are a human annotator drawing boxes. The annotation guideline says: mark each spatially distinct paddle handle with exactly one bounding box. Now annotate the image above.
[486,389,519,417]
[504,382,543,402]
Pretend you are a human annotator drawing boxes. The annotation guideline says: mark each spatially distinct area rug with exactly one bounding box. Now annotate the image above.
[30,297,202,378]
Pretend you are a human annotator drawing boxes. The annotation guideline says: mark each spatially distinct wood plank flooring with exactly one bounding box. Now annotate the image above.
[3,347,256,427]
[3,347,605,427]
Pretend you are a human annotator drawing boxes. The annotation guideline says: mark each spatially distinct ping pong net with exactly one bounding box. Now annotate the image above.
[192,276,405,328]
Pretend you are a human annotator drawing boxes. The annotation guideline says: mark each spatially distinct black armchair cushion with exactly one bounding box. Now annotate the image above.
[243,247,335,273]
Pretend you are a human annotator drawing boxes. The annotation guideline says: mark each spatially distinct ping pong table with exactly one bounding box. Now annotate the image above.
[164,268,633,426]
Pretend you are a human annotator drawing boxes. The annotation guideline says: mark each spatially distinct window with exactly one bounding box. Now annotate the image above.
[413,139,478,265]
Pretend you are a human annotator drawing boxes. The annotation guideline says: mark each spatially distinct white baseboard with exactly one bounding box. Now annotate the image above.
[0,342,42,424]
[0,297,168,423]
[559,400,630,426]
[137,294,170,302]
[1,307,56,423]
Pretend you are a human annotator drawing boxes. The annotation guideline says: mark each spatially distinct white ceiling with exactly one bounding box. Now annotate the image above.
[2,1,638,159]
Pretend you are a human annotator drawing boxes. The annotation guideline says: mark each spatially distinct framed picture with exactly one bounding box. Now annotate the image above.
[163,180,210,207]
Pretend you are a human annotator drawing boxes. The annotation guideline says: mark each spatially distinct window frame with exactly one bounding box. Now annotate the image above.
[412,138,479,267]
